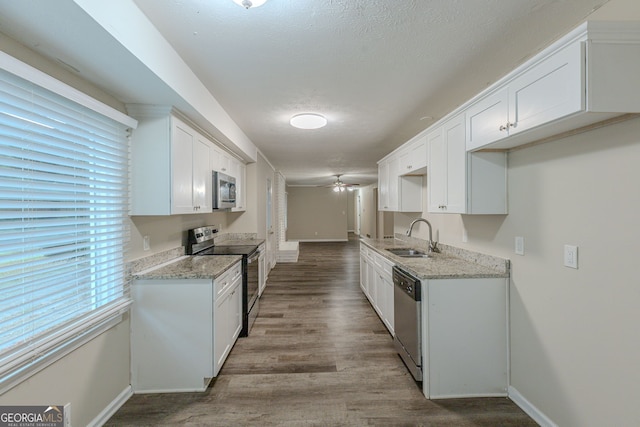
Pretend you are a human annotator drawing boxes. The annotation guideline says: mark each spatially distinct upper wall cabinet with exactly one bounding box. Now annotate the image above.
[398,134,427,175]
[428,113,507,214]
[378,156,422,213]
[378,129,426,212]
[129,106,219,215]
[466,21,640,151]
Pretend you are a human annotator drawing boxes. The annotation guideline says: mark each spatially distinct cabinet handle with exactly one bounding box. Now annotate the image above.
[407,165,412,169]
[499,124,508,131]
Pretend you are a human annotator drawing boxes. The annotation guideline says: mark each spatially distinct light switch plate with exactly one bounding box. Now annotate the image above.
[515,236,524,255]
[564,245,578,269]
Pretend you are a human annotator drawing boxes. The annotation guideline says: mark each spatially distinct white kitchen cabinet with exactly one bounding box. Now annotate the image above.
[214,267,243,376]
[377,157,393,211]
[128,106,214,215]
[130,261,242,393]
[231,158,246,212]
[398,134,427,175]
[359,245,370,297]
[211,144,232,174]
[428,113,507,214]
[373,253,394,335]
[466,21,640,151]
[466,87,509,151]
[378,156,422,213]
[258,243,266,296]
[422,277,508,399]
[360,243,394,336]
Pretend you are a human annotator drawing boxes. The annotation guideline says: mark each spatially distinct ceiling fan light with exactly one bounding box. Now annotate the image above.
[290,113,327,130]
[232,0,268,9]
[333,186,340,193]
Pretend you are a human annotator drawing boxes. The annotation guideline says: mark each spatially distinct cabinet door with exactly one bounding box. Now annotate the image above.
[366,256,376,303]
[399,135,427,174]
[193,136,212,213]
[211,145,232,174]
[427,127,446,213]
[214,290,230,376]
[443,114,467,213]
[387,156,399,210]
[378,160,390,211]
[373,268,385,318]
[171,120,195,214]
[382,271,394,335]
[231,159,246,212]
[509,41,584,136]
[229,277,243,342]
[466,87,509,151]
[360,251,369,295]
[258,252,266,295]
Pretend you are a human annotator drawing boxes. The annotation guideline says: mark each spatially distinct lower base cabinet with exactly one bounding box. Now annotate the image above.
[422,278,508,399]
[131,261,242,393]
[360,243,394,335]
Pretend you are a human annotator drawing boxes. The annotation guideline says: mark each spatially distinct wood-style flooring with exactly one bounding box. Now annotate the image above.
[106,235,536,426]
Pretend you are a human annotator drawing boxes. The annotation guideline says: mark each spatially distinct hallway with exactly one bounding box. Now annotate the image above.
[106,237,535,426]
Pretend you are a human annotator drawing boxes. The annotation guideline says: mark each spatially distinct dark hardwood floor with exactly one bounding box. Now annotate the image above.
[106,235,536,426]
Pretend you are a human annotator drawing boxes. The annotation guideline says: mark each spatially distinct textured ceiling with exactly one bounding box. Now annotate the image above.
[0,0,608,186]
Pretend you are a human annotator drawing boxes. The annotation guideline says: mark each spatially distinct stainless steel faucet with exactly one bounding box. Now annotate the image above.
[406,218,439,253]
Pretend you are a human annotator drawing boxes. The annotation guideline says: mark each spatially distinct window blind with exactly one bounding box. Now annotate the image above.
[0,67,131,387]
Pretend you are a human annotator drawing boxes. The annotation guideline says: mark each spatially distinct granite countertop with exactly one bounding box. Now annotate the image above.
[360,237,509,280]
[133,255,242,280]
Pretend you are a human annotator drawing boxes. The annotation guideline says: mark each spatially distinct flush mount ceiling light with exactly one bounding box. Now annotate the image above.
[232,0,268,9]
[290,113,327,130]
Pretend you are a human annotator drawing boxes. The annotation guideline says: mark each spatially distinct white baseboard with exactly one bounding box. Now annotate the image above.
[89,385,133,427]
[508,385,557,427]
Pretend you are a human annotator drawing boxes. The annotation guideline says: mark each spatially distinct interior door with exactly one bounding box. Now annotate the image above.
[266,178,276,270]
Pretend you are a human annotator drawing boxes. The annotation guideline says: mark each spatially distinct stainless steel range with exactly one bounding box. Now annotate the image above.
[187,225,261,337]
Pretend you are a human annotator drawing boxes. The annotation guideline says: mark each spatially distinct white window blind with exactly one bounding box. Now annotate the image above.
[0,66,131,388]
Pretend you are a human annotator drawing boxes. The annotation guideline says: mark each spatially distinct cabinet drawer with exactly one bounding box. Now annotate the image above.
[215,262,242,298]
[373,251,395,274]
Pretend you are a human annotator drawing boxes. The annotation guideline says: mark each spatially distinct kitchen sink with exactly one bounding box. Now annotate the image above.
[387,248,429,258]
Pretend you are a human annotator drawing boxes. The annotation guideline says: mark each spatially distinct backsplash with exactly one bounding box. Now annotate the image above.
[129,246,185,275]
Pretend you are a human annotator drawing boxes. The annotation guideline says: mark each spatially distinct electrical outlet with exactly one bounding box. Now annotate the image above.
[143,235,150,251]
[515,236,524,255]
[564,245,578,269]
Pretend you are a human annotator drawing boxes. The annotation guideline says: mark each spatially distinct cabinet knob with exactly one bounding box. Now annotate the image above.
[499,124,508,131]
[508,122,516,128]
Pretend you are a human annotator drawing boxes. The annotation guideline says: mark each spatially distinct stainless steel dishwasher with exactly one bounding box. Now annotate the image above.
[393,266,422,381]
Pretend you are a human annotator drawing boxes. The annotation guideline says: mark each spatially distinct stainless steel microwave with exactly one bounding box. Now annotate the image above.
[213,171,236,210]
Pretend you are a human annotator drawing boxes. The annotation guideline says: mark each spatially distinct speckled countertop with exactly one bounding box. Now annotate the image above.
[360,237,509,280]
[214,238,265,246]
[133,255,241,280]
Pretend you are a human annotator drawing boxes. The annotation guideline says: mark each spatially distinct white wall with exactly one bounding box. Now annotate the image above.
[287,187,348,241]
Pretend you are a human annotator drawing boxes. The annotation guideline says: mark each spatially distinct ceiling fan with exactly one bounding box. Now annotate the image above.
[327,174,359,192]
